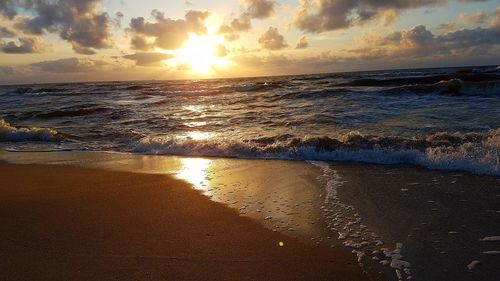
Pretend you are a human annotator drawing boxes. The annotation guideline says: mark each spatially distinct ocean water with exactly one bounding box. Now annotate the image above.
[1,66,500,281]
[1,66,499,175]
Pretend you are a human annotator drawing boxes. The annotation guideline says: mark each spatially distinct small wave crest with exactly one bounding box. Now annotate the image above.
[0,118,63,142]
[387,79,500,95]
[341,73,499,87]
[31,105,110,119]
[127,130,500,176]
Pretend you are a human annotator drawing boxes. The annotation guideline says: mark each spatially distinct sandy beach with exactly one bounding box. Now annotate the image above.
[0,162,367,281]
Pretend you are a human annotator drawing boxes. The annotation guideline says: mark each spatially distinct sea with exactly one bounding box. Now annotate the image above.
[1,65,499,281]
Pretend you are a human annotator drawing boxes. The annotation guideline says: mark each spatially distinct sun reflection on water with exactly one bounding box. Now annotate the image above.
[176,157,213,193]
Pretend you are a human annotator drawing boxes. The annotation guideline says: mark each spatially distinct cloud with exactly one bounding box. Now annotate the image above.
[294,0,446,33]
[0,66,14,75]
[230,13,252,31]
[11,0,114,55]
[218,0,275,41]
[217,13,252,41]
[0,26,15,38]
[113,11,124,28]
[258,27,287,50]
[128,10,210,50]
[242,0,275,19]
[1,37,50,53]
[459,10,487,25]
[348,24,500,60]
[0,0,17,20]
[122,52,174,66]
[296,36,309,49]
[31,57,108,73]
[490,7,500,28]
[218,24,241,41]
[215,44,228,57]
[438,22,456,33]
[233,53,290,69]
[378,9,399,27]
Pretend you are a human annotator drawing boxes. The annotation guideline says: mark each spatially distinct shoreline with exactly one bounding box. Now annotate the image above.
[0,161,368,281]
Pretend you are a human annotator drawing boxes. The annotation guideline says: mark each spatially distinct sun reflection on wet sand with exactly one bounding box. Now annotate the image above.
[176,157,213,194]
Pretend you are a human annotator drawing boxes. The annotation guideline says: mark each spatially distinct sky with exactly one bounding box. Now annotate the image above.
[0,0,499,84]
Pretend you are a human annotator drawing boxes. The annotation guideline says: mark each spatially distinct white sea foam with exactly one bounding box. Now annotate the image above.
[0,118,61,142]
[129,130,500,176]
[310,161,413,280]
[480,236,500,242]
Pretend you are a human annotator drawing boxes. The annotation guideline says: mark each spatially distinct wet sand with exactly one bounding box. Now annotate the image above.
[335,163,500,281]
[0,162,367,281]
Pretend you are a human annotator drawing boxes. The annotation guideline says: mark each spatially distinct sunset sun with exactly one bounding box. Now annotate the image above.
[167,31,231,74]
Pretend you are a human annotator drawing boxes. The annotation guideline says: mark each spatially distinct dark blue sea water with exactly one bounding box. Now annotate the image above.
[1,65,500,175]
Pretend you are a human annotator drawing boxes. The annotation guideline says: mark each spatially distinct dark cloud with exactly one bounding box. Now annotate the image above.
[129,35,153,51]
[258,27,287,50]
[1,37,50,53]
[296,36,309,49]
[31,57,108,73]
[230,13,252,31]
[0,0,17,20]
[0,26,16,38]
[437,26,500,51]
[122,52,174,66]
[217,13,252,41]
[11,0,114,54]
[128,10,210,50]
[242,0,275,19]
[351,24,500,59]
[113,11,124,28]
[295,0,446,32]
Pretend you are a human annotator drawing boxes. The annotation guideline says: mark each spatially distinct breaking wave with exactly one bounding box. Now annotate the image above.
[0,118,63,142]
[129,130,500,176]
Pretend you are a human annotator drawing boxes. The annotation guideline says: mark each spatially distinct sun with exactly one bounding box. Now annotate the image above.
[175,33,230,74]
[165,31,231,75]
[160,15,232,75]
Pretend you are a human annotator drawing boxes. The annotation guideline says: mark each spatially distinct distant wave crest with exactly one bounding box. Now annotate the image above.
[129,130,500,176]
[0,118,63,142]
[386,79,500,95]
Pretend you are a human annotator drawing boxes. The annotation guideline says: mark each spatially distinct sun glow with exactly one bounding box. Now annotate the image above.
[167,32,231,75]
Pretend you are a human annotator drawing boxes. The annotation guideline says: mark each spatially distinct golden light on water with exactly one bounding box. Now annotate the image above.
[176,157,213,191]
[185,131,213,140]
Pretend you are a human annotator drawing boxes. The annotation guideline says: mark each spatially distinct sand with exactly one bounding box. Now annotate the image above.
[334,163,500,281]
[0,162,367,281]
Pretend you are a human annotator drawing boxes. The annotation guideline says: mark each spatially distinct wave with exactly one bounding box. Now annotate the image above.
[30,105,110,119]
[386,79,500,95]
[0,118,63,142]
[340,73,499,87]
[127,130,500,176]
